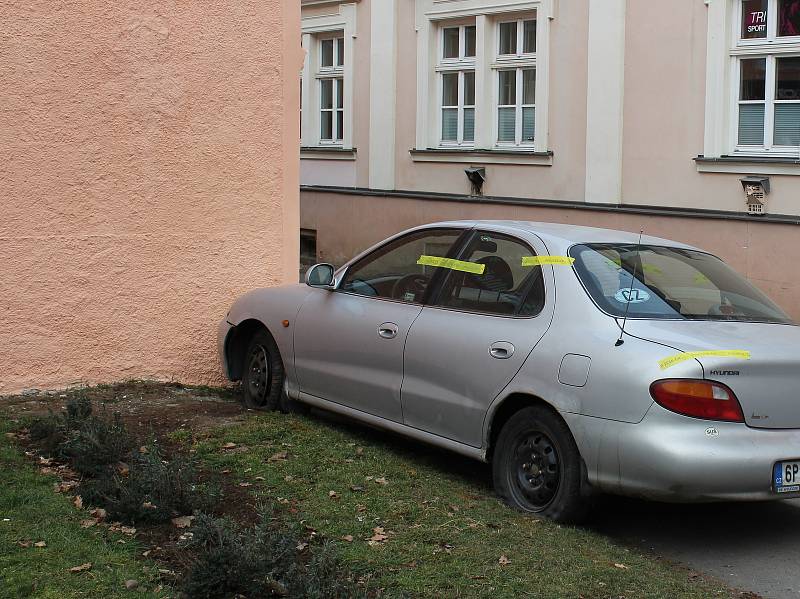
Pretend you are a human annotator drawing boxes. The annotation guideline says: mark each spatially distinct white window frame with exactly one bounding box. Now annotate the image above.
[415,0,552,153]
[704,0,800,158]
[493,15,537,148]
[437,21,476,147]
[301,4,357,150]
[317,32,345,145]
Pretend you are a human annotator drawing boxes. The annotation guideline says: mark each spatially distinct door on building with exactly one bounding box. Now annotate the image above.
[401,230,554,447]
[293,227,466,423]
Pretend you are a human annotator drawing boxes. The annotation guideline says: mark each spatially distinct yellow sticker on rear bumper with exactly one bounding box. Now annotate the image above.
[521,256,576,267]
[658,350,751,370]
[417,255,485,274]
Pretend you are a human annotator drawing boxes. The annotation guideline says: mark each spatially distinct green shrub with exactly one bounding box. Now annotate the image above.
[181,512,367,599]
[29,395,132,475]
[80,444,219,525]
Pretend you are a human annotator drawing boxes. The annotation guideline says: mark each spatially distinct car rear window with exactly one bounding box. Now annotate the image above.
[569,243,793,324]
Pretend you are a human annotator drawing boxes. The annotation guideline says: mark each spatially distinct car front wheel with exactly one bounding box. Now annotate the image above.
[492,405,590,523]
[241,329,284,410]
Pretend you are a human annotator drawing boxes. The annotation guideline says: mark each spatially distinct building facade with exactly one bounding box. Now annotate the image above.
[1,1,301,393]
[300,0,800,319]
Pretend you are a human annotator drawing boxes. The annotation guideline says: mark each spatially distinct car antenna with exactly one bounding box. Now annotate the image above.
[615,229,644,347]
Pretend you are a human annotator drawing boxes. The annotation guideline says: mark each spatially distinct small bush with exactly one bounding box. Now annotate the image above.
[181,512,367,599]
[29,395,131,474]
[80,444,219,525]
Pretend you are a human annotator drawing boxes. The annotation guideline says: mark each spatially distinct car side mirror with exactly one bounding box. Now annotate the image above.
[306,263,336,289]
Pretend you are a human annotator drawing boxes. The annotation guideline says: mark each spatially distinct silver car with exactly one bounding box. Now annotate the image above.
[218,221,800,522]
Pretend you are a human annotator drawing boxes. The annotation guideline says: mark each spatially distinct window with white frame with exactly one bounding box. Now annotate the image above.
[733,0,800,154]
[317,33,345,144]
[494,15,537,147]
[438,23,476,146]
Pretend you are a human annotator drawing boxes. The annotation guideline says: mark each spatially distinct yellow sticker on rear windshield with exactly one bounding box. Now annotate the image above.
[521,256,576,267]
[658,350,751,371]
[417,255,485,274]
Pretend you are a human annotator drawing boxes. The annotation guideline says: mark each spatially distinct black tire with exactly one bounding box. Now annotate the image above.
[492,405,591,524]
[241,328,284,411]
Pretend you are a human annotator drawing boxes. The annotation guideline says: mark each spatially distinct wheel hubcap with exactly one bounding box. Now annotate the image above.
[247,345,270,405]
[513,432,560,510]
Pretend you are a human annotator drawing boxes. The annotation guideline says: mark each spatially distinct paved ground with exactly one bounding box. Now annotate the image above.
[592,496,800,599]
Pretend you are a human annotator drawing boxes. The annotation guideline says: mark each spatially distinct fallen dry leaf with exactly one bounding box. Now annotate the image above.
[239,482,252,488]
[124,580,139,590]
[350,485,365,492]
[73,496,83,510]
[367,527,389,544]
[222,442,237,449]
[284,475,293,482]
[171,516,195,529]
[356,447,364,456]
[374,477,388,486]
[613,563,629,570]
[142,502,157,510]
[296,542,308,551]
[17,540,31,548]
[139,445,149,454]
[254,476,265,481]
[268,451,288,463]
[90,508,107,521]
[116,462,130,477]
[80,518,99,528]
[342,535,354,542]
[54,481,79,493]
[499,555,511,566]
[69,562,92,573]
[328,490,339,499]
[356,504,367,512]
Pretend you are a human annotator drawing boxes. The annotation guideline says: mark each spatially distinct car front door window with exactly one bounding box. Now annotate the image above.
[340,229,464,303]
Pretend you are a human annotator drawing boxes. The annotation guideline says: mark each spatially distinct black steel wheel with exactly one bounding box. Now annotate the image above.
[512,431,560,510]
[241,329,284,410]
[493,405,591,523]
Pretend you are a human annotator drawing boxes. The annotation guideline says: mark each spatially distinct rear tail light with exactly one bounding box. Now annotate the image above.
[649,379,744,423]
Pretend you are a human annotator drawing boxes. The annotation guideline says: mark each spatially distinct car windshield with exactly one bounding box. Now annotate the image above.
[570,243,792,324]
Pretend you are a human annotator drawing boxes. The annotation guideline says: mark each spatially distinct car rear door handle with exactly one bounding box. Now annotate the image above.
[378,322,399,339]
[489,341,515,359]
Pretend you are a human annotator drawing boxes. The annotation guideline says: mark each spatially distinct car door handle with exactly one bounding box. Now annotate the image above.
[489,341,515,359]
[377,322,399,339]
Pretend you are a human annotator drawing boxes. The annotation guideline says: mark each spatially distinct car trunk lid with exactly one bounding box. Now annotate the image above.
[624,320,800,429]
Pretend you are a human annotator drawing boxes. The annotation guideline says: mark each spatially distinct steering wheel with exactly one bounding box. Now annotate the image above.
[391,274,429,301]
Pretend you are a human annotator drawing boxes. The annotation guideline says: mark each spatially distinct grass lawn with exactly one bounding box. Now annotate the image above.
[0,420,164,599]
[189,409,734,599]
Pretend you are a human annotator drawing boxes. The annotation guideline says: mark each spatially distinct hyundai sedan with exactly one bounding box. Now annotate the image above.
[218,221,799,522]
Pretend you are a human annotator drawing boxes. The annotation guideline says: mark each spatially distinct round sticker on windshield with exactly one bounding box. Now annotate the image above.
[614,288,651,304]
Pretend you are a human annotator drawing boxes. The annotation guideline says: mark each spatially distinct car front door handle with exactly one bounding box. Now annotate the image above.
[489,341,515,359]
[378,322,399,339]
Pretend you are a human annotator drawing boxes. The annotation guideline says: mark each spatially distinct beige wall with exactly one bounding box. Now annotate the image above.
[301,190,800,321]
[0,1,301,394]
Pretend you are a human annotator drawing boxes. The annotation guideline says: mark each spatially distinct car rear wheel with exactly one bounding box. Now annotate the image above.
[492,405,590,523]
[241,329,284,410]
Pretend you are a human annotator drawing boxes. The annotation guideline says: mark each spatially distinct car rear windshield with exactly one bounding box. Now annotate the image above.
[569,243,793,324]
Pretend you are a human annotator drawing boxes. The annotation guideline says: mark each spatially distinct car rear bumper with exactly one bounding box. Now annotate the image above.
[217,318,234,380]
[588,404,800,502]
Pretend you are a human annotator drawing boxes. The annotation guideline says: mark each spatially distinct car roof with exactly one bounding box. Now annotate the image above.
[427,220,700,252]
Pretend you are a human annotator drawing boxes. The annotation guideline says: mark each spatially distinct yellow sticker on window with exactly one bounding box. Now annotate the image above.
[417,255,486,274]
[658,350,751,371]
[521,256,576,267]
[642,264,663,275]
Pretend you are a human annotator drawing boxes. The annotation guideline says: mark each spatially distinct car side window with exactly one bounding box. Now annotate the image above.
[433,232,545,316]
[339,229,463,302]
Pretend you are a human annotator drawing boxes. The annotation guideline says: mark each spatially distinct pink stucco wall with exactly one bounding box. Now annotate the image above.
[0,1,301,394]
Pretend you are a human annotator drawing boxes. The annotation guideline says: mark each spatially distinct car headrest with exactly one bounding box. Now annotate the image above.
[468,255,514,292]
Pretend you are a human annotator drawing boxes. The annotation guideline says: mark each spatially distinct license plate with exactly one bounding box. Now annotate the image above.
[774,461,800,494]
